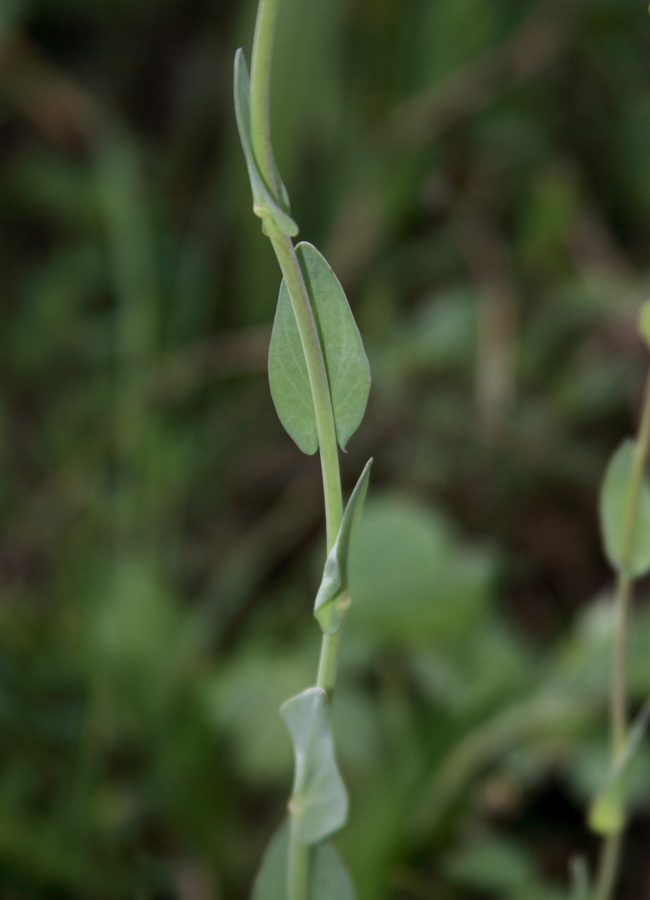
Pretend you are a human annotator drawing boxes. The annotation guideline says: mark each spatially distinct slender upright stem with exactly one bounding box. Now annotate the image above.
[288,819,309,900]
[593,367,650,900]
[250,0,282,196]
[248,2,346,896]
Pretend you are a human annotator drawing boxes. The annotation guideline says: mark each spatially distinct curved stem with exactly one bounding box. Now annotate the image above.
[249,0,282,197]
[248,3,345,897]
[593,367,650,900]
[288,819,309,900]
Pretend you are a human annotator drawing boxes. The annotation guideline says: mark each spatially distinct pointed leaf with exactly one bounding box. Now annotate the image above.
[233,49,298,237]
[588,699,650,835]
[315,459,372,634]
[599,439,650,577]
[251,820,356,900]
[281,687,348,844]
[268,242,371,454]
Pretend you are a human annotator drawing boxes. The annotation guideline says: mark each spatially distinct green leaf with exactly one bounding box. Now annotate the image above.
[268,242,371,454]
[315,460,372,634]
[233,49,298,237]
[588,699,650,835]
[280,687,348,844]
[251,820,355,900]
[599,439,650,577]
[347,497,494,646]
[640,301,650,350]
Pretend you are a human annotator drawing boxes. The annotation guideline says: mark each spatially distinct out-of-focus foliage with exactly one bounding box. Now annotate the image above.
[2,0,650,897]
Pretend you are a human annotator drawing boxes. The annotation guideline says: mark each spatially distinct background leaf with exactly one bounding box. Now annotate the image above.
[599,439,650,577]
[280,688,348,844]
[268,242,370,454]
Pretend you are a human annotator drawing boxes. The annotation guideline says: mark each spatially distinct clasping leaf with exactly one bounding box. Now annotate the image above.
[315,459,372,634]
[268,242,371,455]
[280,687,348,844]
[599,439,650,577]
[588,698,650,835]
[251,819,356,900]
[233,49,298,237]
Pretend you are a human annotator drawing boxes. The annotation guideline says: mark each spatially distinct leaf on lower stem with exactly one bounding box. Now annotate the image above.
[599,439,650,577]
[268,242,371,454]
[588,698,650,835]
[233,49,298,237]
[315,459,372,634]
[280,687,348,844]
[251,820,356,899]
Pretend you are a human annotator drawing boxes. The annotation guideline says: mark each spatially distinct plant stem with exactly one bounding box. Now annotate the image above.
[288,819,309,900]
[249,2,345,896]
[593,367,650,900]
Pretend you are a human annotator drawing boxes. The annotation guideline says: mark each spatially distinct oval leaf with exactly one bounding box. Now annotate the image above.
[251,820,355,900]
[588,698,650,835]
[281,687,348,844]
[599,439,650,577]
[315,459,373,634]
[233,49,298,237]
[268,242,371,454]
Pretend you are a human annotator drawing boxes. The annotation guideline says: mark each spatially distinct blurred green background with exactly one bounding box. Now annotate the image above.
[2,0,650,897]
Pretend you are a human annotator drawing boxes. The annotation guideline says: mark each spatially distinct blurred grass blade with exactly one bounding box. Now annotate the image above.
[599,439,650,577]
[569,856,590,900]
[251,820,355,899]
[640,301,650,350]
[269,242,371,453]
[315,459,372,633]
[233,49,298,236]
[588,698,650,835]
[280,687,348,844]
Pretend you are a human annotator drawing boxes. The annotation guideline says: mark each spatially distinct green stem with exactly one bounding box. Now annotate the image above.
[288,819,309,900]
[248,2,346,897]
[593,367,650,900]
[249,0,282,197]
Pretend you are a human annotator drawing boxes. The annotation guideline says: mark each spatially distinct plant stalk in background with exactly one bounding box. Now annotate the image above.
[588,305,650,900]
[234,0,371,897]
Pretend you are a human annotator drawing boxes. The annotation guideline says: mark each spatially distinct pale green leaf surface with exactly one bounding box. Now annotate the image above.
[599,439,650,577]
[268,271,318,454]
[251,820,355,900]
[280,687,348,844]
[315,459,372,633]
[347,496,494,646]
[268,243,370,454]
[588,698,650,835]
[233,50,298,237]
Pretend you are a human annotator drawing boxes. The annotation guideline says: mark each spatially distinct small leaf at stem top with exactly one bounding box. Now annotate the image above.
[599,439,650,577]
[233,49,298,237]
[280,687,348,844]
[588,699,650,835]
[315,459,372,634]
[268,242,371,454]
[251,819,356,899]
